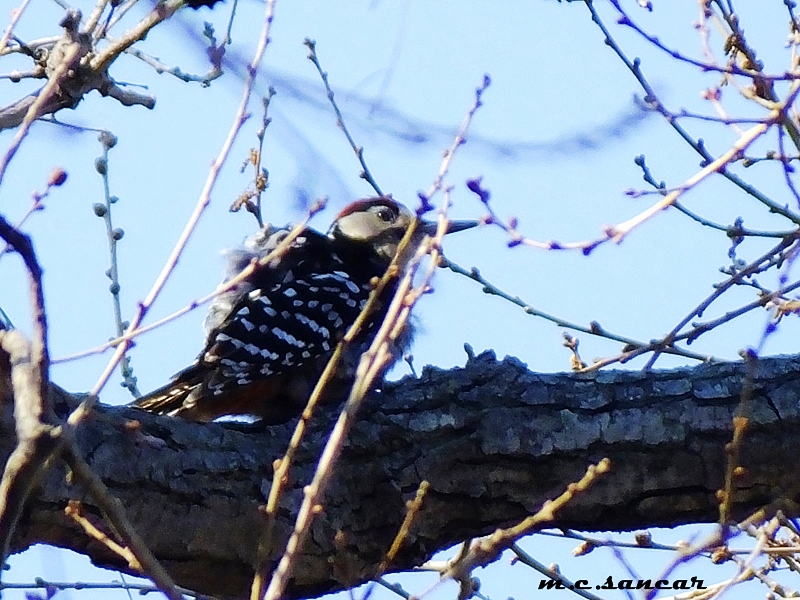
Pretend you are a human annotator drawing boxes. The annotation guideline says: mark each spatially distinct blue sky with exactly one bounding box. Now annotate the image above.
[2,1,798,599]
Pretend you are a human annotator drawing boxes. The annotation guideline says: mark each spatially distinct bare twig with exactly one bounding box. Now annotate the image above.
[444,258,716,366]
[0,167,68,259]
[262,78,488,599]
[633,154,797,238]
[511,543,606,600]
[0,32,85,184]
[71,0,278,425]
[376,578,413,599]
[419,75,490,212]
[84,0,111,35]
[644,235,800,368]
[442,460,610,594]
[65,500,142,570]
[251,212,426,600]
[0,578,200,597]
[0,0,34,56]
[61,442,183,600]
[478,120,776,253]
[263,221,437,600]
[583,0,800,227]
[232,88,276,226]
[304,39,384,196]
[54,205,323,365]
[378,481,430,574]
[0,216,57,582]
[89,0,183,74]
[93,131,139,398]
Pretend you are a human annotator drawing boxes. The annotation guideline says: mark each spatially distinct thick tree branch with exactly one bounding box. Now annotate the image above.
[3,350,800,599]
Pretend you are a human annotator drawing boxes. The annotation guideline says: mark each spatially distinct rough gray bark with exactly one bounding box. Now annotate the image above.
[3,350,800,599]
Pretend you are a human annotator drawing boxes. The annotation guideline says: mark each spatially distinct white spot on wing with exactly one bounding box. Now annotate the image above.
[295,313,327,336]
[271,327,305,348]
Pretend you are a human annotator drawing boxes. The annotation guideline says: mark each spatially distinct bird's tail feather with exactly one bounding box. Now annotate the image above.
[132,381,194,415]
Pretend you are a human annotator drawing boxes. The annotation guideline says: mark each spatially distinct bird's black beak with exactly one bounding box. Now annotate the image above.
[420,218,479,236]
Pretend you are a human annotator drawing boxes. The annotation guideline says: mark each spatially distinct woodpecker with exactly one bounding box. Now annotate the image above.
[133,197,477,423]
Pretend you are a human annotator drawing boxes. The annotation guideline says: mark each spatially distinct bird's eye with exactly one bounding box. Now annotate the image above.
[376,207,395,222]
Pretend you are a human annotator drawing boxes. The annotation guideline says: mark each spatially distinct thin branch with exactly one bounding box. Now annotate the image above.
[263,222,438,600]
[304,39,384,196]
[472,118,776,254]
[0,167,68,259]
[0,216,57,581]
[419,75,491,212]
[0,332,61,582]
[89,0,183,74]
[510,543,607,600]
[231,88,276,226]
[444,258,716,366]
[672,201,795,238]
[633,154,797,238]
[65,500,142,570]
[0,33,85,185]
[644,235,799,368]
[124,45,223,86]
[677,277,800,345]
[71,0,278,425]
[0,579,200,597]
[249,213,416,600]
[84,0,111,35]
[61,442,183,600]
[443,460,611,591]
[596,120,772,246]
[93,131,139,398]
[54,205,323,365]
[378,481,430,574]
[0,0,34,56]
[583,0,800,227]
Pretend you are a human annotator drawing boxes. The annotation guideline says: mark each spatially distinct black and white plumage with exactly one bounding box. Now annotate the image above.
[133,197,476,423]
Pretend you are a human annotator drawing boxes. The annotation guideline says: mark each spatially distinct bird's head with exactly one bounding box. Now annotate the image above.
[328,197,477,264]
